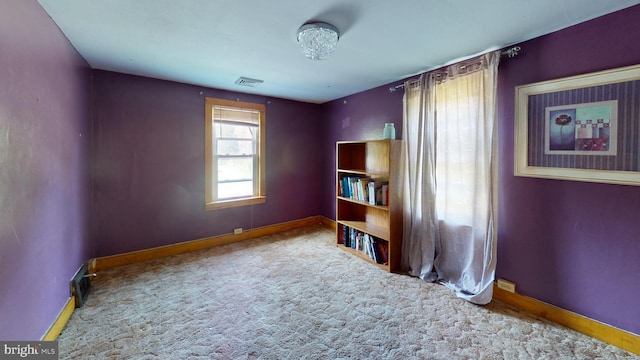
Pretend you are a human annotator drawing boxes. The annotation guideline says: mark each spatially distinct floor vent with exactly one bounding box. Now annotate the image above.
[235,76,264,87]
[70,263,95,308]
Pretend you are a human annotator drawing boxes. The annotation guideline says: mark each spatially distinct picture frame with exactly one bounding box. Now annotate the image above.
[514,64,640,186]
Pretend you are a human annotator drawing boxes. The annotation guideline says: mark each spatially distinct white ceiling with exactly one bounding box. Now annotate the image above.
[38,0,640,104]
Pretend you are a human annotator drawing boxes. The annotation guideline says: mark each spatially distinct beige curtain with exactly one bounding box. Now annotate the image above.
[401,51,500,304]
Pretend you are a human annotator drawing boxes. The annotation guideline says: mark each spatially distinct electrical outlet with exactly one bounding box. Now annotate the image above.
[497,279,516,293]
[233,228,243,235]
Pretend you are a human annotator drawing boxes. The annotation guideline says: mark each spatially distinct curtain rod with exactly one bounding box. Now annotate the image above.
[389,46,521,92]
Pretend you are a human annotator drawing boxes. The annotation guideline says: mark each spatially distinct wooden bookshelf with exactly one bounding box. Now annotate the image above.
[335,140,404,271]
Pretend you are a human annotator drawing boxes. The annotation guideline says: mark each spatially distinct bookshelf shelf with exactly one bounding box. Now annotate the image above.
[335,140,404,272]
[337,220,389,240]
[337,169,389,177]
[338,246,390,271]
[337,196,389,211]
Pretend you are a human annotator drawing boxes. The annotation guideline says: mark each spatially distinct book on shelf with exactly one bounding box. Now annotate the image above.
[340,176,372,202]
[381,183,389,206]
[347,226,358,250]
[364,234,377,263]
[362,233,371,259]
[368,182,376,205]
[339,224,388,265]
[340,175,390,206]
[341,225,349,248]
[367,181,388,206]
[376,240,389,264]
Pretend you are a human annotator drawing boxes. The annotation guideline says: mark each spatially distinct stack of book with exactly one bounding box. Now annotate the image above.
[340,225,389,265]
[339,176,388,206]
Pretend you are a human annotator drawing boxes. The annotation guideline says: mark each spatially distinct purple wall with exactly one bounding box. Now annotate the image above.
[321,6,640,336]
[319,84,405,217]
[0,1,92,340]
[92,71,321,256]
[497,5,640,335]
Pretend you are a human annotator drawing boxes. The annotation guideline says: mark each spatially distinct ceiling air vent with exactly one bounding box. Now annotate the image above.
[235,76,264,87]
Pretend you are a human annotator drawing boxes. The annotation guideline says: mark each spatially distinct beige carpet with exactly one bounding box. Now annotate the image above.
[58,225,639,359]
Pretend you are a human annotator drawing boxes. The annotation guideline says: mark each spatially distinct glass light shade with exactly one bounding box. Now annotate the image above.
[296,22,339,60]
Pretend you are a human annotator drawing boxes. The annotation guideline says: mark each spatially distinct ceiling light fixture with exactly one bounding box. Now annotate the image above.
[296,22,340,60]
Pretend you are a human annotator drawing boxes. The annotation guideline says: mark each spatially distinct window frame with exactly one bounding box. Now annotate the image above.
[205,97,266,211]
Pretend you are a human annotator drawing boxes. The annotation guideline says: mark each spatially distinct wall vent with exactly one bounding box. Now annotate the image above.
[235,76,264,87]
[70,263,95,308]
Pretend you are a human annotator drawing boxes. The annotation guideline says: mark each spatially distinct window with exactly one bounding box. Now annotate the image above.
[205,98,266,210]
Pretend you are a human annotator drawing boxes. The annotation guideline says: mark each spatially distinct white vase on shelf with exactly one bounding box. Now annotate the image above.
[383,123,396,140]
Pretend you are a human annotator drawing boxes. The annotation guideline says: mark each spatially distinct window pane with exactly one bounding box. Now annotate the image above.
[218,157,253,182]
[217,139,254,155]
[218,181,253,199]
[215,122,256,139]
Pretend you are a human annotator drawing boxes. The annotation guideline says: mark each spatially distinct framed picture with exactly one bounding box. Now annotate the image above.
[514,64,640,186]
